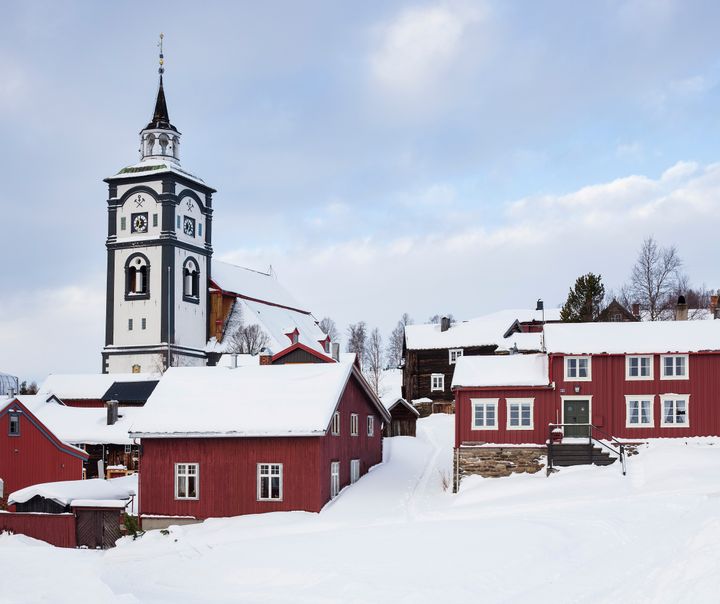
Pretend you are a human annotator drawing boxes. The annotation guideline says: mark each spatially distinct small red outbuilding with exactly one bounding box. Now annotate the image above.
[0,397,88,498]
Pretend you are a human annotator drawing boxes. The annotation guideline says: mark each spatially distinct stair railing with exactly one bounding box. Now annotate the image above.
[547,423,626,476]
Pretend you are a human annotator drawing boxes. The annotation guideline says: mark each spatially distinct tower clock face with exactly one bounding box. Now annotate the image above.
[183,216,196,237]
[131,212,148,233]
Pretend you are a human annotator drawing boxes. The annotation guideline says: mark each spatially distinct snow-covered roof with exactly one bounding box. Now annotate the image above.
[110,157,208,187]
[207,261,329,357]
[131,362,387,437]
[544,320,720,355]
[452,353,550,388]
[404,309,559,351]
[379,368,403,407]
[211,261,308,312]
[495,332,543,353]
[34,403,140,446]
[39,373,160,400]
[9,477,136,507]
[0,372,18,397]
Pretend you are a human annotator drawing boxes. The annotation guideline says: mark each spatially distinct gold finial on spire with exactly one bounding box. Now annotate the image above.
[158,33,165,76]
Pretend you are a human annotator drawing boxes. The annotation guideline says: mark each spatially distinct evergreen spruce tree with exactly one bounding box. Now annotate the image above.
[560,273,605,322]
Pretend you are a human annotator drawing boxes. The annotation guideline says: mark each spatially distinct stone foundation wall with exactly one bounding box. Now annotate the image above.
[453,445,547,491]
[140,516,202,531]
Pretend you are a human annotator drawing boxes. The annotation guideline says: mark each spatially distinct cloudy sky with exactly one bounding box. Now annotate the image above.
[1,0,720,381]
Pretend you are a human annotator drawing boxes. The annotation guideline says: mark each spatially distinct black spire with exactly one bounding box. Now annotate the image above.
[144,34,178,132]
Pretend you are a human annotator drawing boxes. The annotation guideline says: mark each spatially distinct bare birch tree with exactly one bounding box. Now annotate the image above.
[346,321,367,365]
[318,317,339,342]
[364,328,384,396]
[387,312,412,368]
[625,236,682,321]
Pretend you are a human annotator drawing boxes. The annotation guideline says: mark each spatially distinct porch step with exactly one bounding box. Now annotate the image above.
[550,444,617,467]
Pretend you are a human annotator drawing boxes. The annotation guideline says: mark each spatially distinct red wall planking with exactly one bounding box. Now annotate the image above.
[455,352,720,446]
[0,512,77,548]
[0,401,87,496]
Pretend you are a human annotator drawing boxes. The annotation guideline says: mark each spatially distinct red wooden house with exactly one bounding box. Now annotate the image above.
[131,362,390,530]
[453,321,720,447]
[0,397,88,498]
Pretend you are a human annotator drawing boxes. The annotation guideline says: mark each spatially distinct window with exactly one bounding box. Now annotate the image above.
[449,348,464,364]
[124,444,132,454]
[431,373,445,392]
[198,223,203,237]
[257,463,283,501]
[506,398,534,430]
[331,412,340,435]
[626,355,653,380]
[661,395,689,427]
[367,416,374,437]
[8,413,20,436]
[661,355,688,380]
[330,461,340,498]
[625,396,654,427]
[350,413,359,436]
[120,216,127,231]
[124,253,150,300]
[128,318,133,331]
[350,460,360,484]
[183,258,200,302]
[176,215,181,229]
[174,463,199,499]
[141,318,147,330]
[152,213,158,227]
[471,398,498,430]
[565,356,591,381]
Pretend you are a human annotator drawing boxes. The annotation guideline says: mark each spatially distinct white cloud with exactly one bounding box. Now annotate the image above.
[0,279,105,381]
[369,2,486,98]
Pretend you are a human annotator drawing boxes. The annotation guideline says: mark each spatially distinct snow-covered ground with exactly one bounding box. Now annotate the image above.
[2,416,720,603]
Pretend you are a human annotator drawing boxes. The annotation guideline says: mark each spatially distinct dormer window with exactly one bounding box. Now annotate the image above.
[125,253,150,300]
[183,258,200,303]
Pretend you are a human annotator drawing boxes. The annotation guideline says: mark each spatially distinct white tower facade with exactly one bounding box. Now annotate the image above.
[102,63,214,374]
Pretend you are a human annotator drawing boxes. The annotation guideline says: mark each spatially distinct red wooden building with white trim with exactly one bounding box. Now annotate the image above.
[0,397,88,497]
[452,321,720,449]
[131,362,390,529]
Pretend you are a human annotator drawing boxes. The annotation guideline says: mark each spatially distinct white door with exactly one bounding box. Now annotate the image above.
[330,461,340,498]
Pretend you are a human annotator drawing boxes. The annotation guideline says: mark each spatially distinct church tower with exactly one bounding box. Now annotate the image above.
[102,38,214,373]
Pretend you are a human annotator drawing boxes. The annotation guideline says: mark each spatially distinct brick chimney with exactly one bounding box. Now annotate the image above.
[710,295,719,319]
[331,342,340,362]
[631,303,640,318]
[259,350,273,365]
[675,295,688,321]
[440,316,451,332]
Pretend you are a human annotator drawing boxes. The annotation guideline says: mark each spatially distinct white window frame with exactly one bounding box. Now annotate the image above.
[350,413,359,436]
[331,411,340,435]
[564,356,592,381]
[431,373,445,392]
[448,348,464,364]
[350,459,360,484]
[367,415,374,437]
[506,398,534,430]
[624,395,655,428]
[124,444,132,454]
[257,463,283,501]
[660,394,690,428]
[174,463,199,500]
[471,398,498,431]
[330,461,340,498]
[625,355,654,381]
[660,355,689,380]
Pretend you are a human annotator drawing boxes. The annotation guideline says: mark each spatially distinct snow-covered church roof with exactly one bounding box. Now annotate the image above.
[207,260,329,357]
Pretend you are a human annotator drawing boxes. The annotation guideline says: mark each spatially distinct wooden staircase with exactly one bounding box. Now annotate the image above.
[550,443,616,467]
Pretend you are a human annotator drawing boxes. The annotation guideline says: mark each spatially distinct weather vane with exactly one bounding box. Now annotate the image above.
[158,33,164,76]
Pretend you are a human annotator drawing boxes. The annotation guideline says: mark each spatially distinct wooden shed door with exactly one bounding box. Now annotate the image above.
[76,510,121,549]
